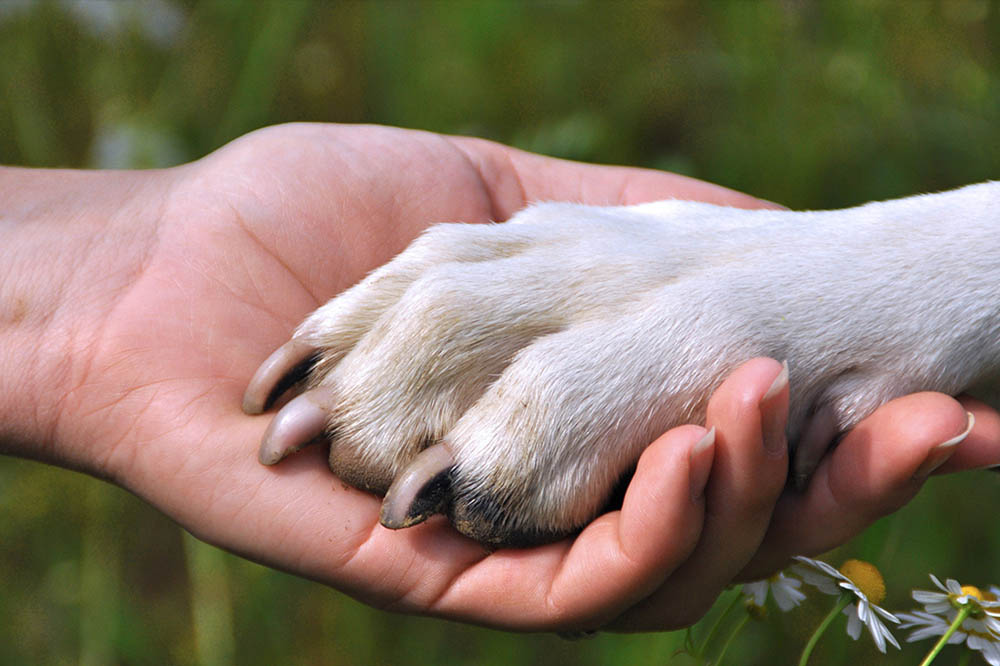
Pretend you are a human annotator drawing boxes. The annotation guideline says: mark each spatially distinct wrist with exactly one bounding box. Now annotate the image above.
[0,166,167,470]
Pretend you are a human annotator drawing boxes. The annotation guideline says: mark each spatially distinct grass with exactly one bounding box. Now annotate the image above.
[1,1,999,664]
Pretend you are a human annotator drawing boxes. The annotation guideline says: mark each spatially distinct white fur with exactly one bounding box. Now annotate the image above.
[293,182,1000,536]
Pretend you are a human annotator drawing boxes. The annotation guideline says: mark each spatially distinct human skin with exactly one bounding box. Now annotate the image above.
[1,123,997,632]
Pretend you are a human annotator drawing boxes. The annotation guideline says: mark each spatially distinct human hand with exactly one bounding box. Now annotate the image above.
[1,123,996,632]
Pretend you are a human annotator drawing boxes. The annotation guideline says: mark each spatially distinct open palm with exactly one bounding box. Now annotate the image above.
[42,123,995,632]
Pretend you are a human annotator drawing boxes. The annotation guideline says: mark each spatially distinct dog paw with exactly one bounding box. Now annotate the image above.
[243,190,994,546]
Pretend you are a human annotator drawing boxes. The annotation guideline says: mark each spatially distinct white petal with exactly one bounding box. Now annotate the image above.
[929,574,948,593]
[873,604,900,624]
[897,611,933,629]
[921,601,953,615]
[793,556,845,583]
[913,590,948,605]
[743,581,768,607]
[773,585,806,612]
[865,615,887,653]
[856,600,870,624]
[880,621,901,650]
[906,627,939,642]
[897,610,969,646]
[844,606,862,640]
[979,642,1000,666]
[968,617,991,633]
[793,567,840,596]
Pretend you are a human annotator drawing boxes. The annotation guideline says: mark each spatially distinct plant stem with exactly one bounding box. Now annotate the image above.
[714,615,750,666]
[798,595,851,666]
[697,592,743,657]
[918,605,972,666]
[684,627,696,655]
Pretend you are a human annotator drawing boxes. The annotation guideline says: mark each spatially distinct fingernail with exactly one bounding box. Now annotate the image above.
[690,427,716,502]
[760,360,790,457]
[913,412,975,479]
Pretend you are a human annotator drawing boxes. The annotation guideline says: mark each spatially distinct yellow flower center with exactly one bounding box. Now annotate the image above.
[951,584,992,616]
[960,585,984,601]
[838,559,886,605]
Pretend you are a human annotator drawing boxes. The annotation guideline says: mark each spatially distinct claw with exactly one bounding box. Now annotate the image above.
[258,388,333,465]
[243,340,319,414]
[380,443,455,530]
[791,403,840,489]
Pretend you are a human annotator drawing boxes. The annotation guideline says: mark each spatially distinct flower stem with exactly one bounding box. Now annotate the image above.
[918,605,972,666]
[798,595,851,666]
[714,614,750,666]
[697,592,742,657]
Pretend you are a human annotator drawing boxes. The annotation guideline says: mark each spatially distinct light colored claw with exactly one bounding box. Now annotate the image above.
[242,340,318,415]
[258,388,333,465]
[380,443,455,529]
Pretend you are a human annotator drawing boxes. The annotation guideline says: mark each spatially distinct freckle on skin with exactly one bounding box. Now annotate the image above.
[4,297,28,325]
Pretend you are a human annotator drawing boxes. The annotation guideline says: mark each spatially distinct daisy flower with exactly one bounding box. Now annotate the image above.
[792,556,900,653]
[743,572,806,613]
[899,575,1000,666]
[911,575,1000,623]
[898,610,1000,665]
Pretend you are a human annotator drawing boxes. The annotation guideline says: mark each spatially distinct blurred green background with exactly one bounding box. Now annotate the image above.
[1,1,999,664]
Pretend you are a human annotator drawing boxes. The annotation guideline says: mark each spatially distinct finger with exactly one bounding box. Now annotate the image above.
[741,391,974,579]
[608,358,789,631]
[426,424,713,630]
[448,136,785,221]
[513,152,783,210]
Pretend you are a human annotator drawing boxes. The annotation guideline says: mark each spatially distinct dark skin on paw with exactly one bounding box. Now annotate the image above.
[446,495,569,549]
[328,446,393,496]
[375,442,575,548]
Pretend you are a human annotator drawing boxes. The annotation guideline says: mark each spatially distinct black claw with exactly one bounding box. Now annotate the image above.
[263,351,319,411]
[380,444,456,529]
[243,340,320,415]
[385,469,452,529]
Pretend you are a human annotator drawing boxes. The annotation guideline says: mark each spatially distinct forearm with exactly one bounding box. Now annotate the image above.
[0,166,165,470]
